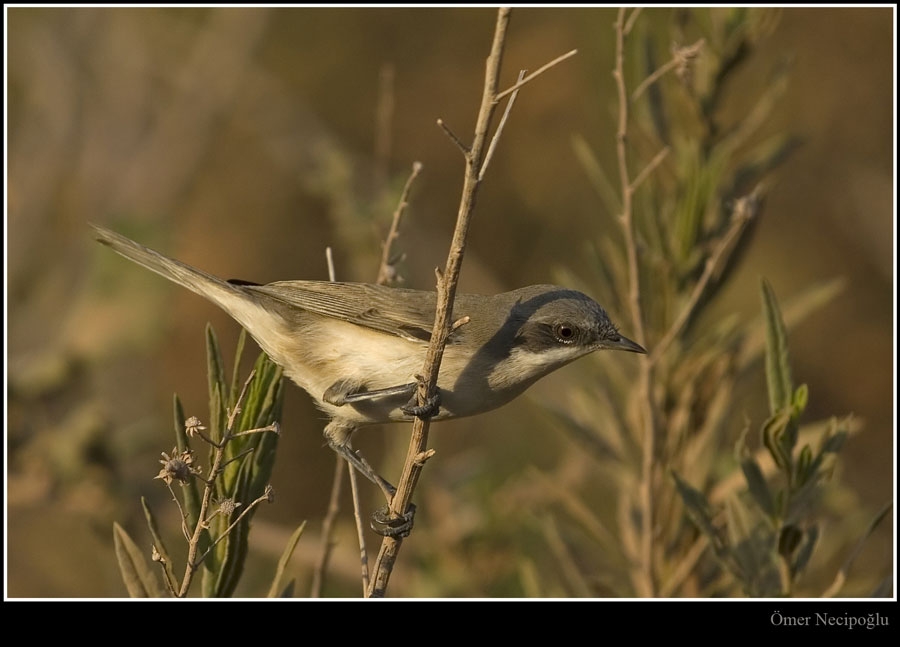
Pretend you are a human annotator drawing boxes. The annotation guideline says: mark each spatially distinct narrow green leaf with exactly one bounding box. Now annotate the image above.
[778,417,800,469]
[113,522,165,598]
[794,444,813,487]
[774,489,786,518]
[823,501,893,597]
[174,394,205,551]
[738,277,845,372]
[777,524,802,557]
[760,278,792,414]
[730,134,801,194]
[741,458,775,518]
[762,410,792,472]
[724,495,752,548]
[802,424,849,484]
[173,393,189,454]
[792,384,808,417]
[209,504,247,598]
[820,428,848,455]
[268,521,307,598]
[206,323,226,443]
[672,472,721,551]
[571,134,621,216]
[141,497,175,587]
[792,525,818,575]
[229,328,248,410]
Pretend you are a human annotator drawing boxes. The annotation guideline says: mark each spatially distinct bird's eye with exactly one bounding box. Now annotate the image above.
[553,322,576,344]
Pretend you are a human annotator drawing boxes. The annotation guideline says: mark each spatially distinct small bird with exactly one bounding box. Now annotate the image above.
[92,225,645,530]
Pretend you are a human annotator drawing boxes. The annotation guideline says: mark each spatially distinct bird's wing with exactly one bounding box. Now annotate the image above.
[246,281,439,342]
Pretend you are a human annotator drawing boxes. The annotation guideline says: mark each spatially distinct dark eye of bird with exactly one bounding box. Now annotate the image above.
[553,322,576,344]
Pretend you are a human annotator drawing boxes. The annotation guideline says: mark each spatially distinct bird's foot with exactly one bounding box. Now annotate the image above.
[370,503,417,538]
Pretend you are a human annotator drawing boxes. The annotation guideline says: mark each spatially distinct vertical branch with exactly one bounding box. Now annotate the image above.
[376,161,424,286]
[613,7,659,598]
[312,246,371,597]
[367,7,513,597]
[311,457,345,597]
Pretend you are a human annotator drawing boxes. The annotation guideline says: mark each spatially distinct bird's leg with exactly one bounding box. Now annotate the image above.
[323,377,441,420]
[323,421,415,538]
[324,378,418,406]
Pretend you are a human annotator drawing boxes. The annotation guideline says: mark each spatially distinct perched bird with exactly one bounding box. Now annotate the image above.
[93,224,645,531]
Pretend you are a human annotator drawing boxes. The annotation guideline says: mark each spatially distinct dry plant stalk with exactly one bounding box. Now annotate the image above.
[613,6,659,598]
[366,7,577,597]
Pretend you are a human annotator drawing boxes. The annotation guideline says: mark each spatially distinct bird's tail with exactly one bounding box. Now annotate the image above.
[91,223,241,308]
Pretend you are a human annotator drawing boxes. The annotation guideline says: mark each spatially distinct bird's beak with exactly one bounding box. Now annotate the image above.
[606,334,647,354]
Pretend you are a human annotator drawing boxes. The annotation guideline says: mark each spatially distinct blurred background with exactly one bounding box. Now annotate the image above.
[6,7,894,597]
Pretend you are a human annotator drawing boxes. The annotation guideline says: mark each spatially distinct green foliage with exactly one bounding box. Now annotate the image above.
[672,281,854,596]
[113,326,290,597]
[113,522,166,598]
[201,326,285,597]
[268,521,308,598]
[528,7,887,597]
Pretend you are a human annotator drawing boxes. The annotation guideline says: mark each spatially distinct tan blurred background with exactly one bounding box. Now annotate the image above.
[6,7,894,597]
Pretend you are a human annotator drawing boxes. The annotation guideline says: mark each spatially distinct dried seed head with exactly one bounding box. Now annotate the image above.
[184,416,206,437]
[216,498,242,517]
[155,448,200,485]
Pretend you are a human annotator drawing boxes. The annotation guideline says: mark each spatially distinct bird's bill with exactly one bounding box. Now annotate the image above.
[605,334,647,354]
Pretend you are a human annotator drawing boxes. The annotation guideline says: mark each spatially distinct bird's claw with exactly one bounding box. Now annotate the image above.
[370,503,416,538]
[401,390,441,418]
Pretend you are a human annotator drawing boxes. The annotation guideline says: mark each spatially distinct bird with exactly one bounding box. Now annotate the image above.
[92,224,645,532]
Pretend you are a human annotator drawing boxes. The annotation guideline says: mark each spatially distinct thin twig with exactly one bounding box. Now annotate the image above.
[822,501,893,598]
[630,146,670,193]
[314,245,371,595]
[437,118,470,155]
[494,48,577,101]
[623,7,643,36]
[376,161,424,285]
[614,7,659,598]
[165,481,192,541]
[631,40,705,102]
[659,535,709,597]
[177,371,257,596]
[196,488,273,563]
[230,422,279,438]
[480,69,527,181]
[367,6,513,598]
[651,186,762,360]
[348,463,370,595]
[311,458,345,598]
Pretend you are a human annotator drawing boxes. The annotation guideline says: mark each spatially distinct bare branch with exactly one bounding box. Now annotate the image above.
[652,186,763,360]
[368,6,513,597]
[614,7,659,598]
[480,69,527,181]
[311,458,345,598]
[631,39,705,102]
[623,7,643,36]
[494,49,577,101]
[376,161,424,286]
[630,146,670,193]
[348,465,370,595]
[437,118,470,155]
